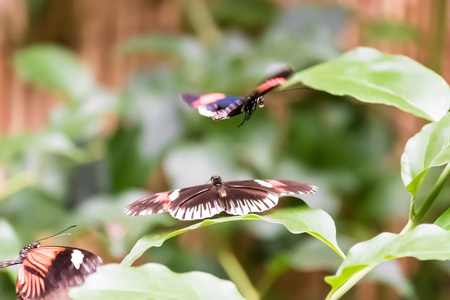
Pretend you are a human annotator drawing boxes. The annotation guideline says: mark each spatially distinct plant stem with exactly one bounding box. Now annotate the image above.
[405,163,450,232]
[217,247,260,300]
[326,268,372,300]
[256,254,290,298]
[180,0,221,47]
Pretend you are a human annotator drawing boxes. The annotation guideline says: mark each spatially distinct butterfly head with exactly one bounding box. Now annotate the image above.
[256,96,264,108]
[19,241,40,259]
[210,175,223,187]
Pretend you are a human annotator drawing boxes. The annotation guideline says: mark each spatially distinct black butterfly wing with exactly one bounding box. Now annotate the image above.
[181,93,245,120]
[124,184,213,218]
[124,178,317,221]
[168,188,228,220]
[219,179,317,215]
[17,246,102,300]
[169,179,317,219]
[252,68,294,97]
[220,186,279,216]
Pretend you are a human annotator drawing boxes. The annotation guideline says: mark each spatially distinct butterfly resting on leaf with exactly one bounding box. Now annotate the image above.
[124,175,317,221]
[0,226,102,300]
[181,68,294,126]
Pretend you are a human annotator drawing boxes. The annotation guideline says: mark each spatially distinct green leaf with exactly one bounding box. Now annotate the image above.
[122,205,344,266]
[401,113,450,194]
[287,47,450,121]
[14,44,96,102]
[325,224,450,299]
[35,132,88,162]
[70,263,245,300]
[435,206,450,230]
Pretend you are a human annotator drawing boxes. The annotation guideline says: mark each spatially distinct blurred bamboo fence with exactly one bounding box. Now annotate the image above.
[0,0,448,133]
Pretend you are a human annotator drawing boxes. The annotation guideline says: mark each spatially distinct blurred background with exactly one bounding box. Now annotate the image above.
[0,0,449,299]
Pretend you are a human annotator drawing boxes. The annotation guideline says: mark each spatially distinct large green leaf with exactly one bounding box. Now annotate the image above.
[14,45,96,102]
[70,263,244,300]
[325,224,450,299]
[122,205,344,266]
[286,47,450,121]
[401,113,450,194]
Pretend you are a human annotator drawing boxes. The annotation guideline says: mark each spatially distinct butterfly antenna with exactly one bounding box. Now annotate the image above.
[36,225,77,242]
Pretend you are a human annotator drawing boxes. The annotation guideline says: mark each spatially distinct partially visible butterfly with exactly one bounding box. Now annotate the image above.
[181,68,294,126]
[0,226,103,300]
[124,175,317,221]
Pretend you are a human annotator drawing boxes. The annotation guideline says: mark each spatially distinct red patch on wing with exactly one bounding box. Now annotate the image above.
[256,78,287,93]
[266,180,289,193]
[191,93,226,108]
[154,191,171,211]
[17,247,62,299]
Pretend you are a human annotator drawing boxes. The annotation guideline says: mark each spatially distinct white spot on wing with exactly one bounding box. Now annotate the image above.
[71,250,84,270]
[169,189,180,201]
[198,105,216,117]
[255,180,273,188]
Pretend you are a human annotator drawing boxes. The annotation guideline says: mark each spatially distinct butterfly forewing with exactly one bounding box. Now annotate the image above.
[253,68,294,96]
[226,179,318,196]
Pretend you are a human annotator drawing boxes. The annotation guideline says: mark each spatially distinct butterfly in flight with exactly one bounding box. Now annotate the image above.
[0,226,103,300]
[181,68,294,126]
[124,175,317,221]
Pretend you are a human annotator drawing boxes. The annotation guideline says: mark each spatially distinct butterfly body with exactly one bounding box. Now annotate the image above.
[0,240,102,300]
[181,68,294,125]
[124,175,317,221]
